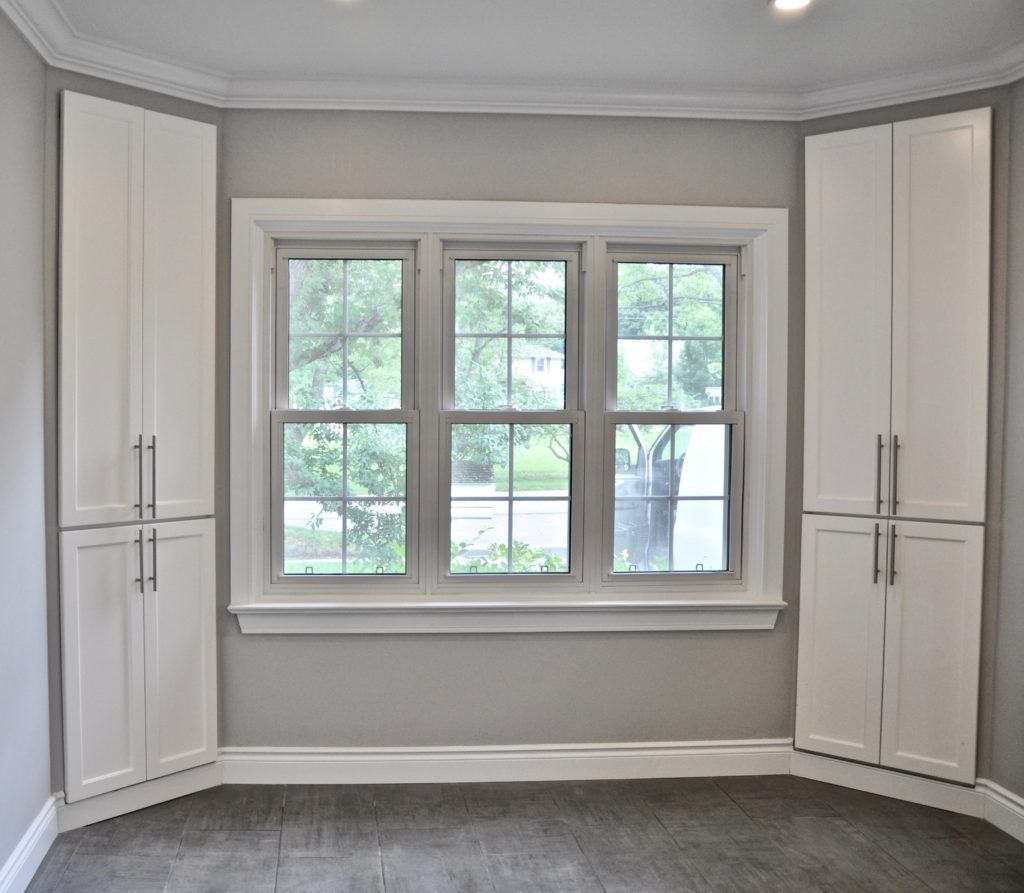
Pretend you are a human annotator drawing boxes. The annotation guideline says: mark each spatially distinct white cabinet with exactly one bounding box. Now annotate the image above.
[60,92,216,527]
[795,515,886,764]
[804,108,990,523]
[61,520,217,802]
[880,521,984,783]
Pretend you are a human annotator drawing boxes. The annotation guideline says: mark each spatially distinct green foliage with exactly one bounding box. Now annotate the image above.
[450,528,568,574]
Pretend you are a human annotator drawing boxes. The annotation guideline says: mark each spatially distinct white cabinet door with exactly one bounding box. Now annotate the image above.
[60,527,147,802]
[891,109,990,522]
[795,515,887,763]
[804,125,893,516]
[142,111,217,520]
[59,92,145,527]
[143,519,217,779]
[880,521,984,782]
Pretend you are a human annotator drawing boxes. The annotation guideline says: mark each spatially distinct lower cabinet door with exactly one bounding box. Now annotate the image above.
[880,520,984,783]
[143,518,217,779]
[61,526,147,802]
[795,514,887,763]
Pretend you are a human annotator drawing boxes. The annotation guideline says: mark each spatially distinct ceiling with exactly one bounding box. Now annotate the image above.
[5,0,1024,117]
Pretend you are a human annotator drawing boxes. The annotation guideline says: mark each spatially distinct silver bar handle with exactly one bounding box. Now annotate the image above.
[134,532,144,593]
[872,523,881,584]
[875,435,885,514]
[888,524,898,586]
[146,435,157,518]
[148,529,158,592]
[132,434,143,518]
[890,434,900,513]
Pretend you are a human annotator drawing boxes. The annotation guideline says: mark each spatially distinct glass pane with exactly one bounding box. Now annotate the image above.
[672,339,723,410]
[346,260,402,333]
[288,336,345,409]
[672,500,727,572]
[617,262,669,337]
[454,337,508,409]
[616,340,669,410]
[289,336,401,410]
[452,424,509,496]
[346,424,406,497]
[511,500,569,572]
[678,425,728,497]
[672,264,724,338]
[284,423,345,497]
[512,424,570,497]
[455,260,508,334]
[346,501,407,574]
[284,499,344,575]
[450,500,510,574]
[613,498,670,573]
[510,261,566,335]
[345,337,401,409]
[289,259,345,334]
[511,338,565,409]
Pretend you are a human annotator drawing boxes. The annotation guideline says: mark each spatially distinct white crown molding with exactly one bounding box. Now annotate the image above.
[4,0,1024,118]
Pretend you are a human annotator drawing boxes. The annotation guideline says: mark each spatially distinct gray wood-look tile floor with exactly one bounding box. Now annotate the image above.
[28,776,1024,892]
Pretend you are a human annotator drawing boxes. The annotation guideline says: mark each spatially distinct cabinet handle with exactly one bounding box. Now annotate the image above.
[890,434,900,513]
[146,435,157,518]
[134,532,144,593]
[874,435,885,514]
[148,529,158,592]
[872,523,881,584]
[888,524,898,586]
[132,435,143,519]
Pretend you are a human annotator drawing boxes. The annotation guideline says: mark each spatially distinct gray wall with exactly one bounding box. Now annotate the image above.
[990,79,1024,795]
[0,10,52,866]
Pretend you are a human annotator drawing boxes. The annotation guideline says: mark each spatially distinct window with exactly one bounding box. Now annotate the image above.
[230,200,788,633]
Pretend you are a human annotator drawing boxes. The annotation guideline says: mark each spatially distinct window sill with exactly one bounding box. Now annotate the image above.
[228,599,786,634]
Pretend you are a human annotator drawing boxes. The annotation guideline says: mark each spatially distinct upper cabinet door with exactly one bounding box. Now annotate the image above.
[142,112,217,520]
[880,521,984,783]
[804,125,893,515]
[60,92,145,527]
[891,109,991,522]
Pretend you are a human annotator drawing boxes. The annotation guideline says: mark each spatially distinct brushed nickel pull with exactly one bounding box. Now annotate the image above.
[148,529,158,592]
[146,435,157,518]
[875,434,885,514]
[132,434,143,518]
[888,524,898,586]
[890,433,900,513]
[872,523,881,584]
[134,532,144,593]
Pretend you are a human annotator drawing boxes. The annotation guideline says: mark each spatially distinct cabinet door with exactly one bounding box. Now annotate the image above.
[142,112,217,520]
[143,519,217,779]
[59,92,145,527]
[61,527,146,802]
[795,515,887,763]
[880,521,983,782]
[804,125,893,515]
[891,109,990,522]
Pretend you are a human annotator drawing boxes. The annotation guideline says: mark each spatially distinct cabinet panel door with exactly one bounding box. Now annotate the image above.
[61,527,146,802]
[142,112,217,520]
[804,125,893,515]
[795,515,886,764]
[880,521,983,782]
[892,109,990,522]
[59,92,145,527]
[144,519,217,779]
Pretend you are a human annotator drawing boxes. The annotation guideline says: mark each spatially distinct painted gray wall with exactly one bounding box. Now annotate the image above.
[989,78,1024,795]
[0,9,52,867]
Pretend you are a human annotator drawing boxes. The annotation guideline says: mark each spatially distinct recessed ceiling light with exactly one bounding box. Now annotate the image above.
[770,0,812,10]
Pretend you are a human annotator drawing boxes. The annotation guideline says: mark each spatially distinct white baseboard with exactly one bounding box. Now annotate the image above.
[219,739,795,785]
[978,778,1024,844]
[57,762,222,832]
[0,795,58,893]
[790,750,985,817]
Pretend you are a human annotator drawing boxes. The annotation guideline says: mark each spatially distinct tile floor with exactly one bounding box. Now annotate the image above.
[27,775,1024,892]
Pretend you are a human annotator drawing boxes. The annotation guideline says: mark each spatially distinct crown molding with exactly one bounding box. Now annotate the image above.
[4,0,1024,118]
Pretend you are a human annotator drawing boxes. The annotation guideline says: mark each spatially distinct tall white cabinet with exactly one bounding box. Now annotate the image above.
[797,109,990,784]
[59,91,217,803]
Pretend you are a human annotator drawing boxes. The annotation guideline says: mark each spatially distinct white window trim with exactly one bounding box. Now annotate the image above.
[229,199,789,633]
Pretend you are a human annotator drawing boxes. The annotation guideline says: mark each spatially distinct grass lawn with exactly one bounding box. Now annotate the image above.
[494,441,569,491]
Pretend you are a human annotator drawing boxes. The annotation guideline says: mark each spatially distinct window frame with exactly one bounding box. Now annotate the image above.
[229,199,789,633]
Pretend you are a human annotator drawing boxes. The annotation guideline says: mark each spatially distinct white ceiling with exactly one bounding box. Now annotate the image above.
[5,0,1024,117]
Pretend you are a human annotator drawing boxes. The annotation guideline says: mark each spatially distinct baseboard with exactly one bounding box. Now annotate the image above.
[219,739,795,785]
[977,778,1024,845]
[57,762,222,832]
[0,795,58,893]
[790,750,985,817]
